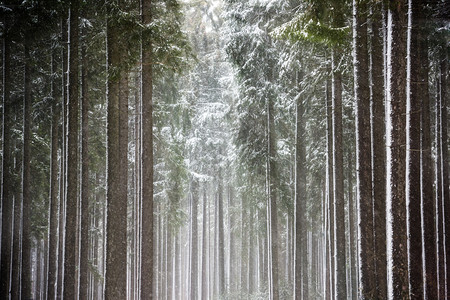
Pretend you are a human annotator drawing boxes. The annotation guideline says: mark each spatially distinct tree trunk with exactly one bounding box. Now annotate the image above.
[47,51,60,300]
[79,32,90,300]
[267,91,280,300]
[386,2,409,297]
[11,140,22,300]
[190,178,199,299]
[371,2,387,298]
[408,1,426,297]
[105,3,128,297]
[354,1,376,298]
[141,0,154,298]
[201,184,208,299]
[420,12,437,297]
[439,51,449,300]
[294,70,307,300]
[0,12,14,300]
[57,18,68,300]
[435,70,445,300]
[325,69,335,300]
[63,3,80,298]
[217,171,225,296]
[22,33,33,300]
[331,49,347,300]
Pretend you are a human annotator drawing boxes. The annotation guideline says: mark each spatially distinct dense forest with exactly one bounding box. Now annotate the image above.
[0,0,449,299]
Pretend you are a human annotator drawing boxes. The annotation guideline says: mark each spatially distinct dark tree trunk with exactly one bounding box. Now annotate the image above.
[435,69,445,300]
[105,3,127,298]
[386,2,409,298]
[217,171,225,296]
[141,0,154,298]
[191,178,199,300]
[439,51,449,300]
[79,33,90,300]
[325,70,334,300]
[63,3,80,298]
[371,2,387,298]
[47,51,60,300]
[1,13,13,299]
[267,92,280,300]
[420,10,437,296]
[354,1,376,298]
[294,70,307,300]
[331,49,347,300]
[57,18,68,300]
[11,140,22,300]
[22,33,33,300]
[408,1,426,298]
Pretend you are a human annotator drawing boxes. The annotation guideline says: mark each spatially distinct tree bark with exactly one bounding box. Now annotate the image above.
[22,33,33,300]
[386,1,409,298]
[190,178,199,300]
[1,12,13,300]
[63,3,80,298]
[267,92,280,300]
[331,49,347,300]
[141,0,154,298]
[371,2,388,298]
[354,1,376,298]
[47,51,60,300]
[294,70,306,300]
[79,32,90,300]
[217,171,225,296]
[105,2,128,298]
[408,1,426,297]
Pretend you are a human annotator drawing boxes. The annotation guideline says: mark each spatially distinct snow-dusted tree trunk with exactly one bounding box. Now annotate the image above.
[294,70,307,300]
[371,2,387,298]
[407,1,426,297]
[141,0,154,298]
[386,1,409,298]
[354,1,375,298]
[79,31,90,300]
[190,178,199,300]
[201,184,208,299]
[22,34,33,300]
[0,13,13,300]
[332,49,347,300]
[267,93,280,300]
[47,50,60,300]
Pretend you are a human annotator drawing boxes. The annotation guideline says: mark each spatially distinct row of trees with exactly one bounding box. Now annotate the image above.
[0,0,449,299]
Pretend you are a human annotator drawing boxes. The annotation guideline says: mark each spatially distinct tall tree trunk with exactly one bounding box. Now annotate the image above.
[79,33,90,300]
[267,92,280,300]
[63,3,80,298]
[331,49,347,300]
[105,3,128,298]
[435,69,445,300]
[371,2,387,298]
[347,150,357,300]
[386,1,409,298]
[217,171,225,296]
[439,51,449,300]
[419,7,437,297]
[325,70,335,300]
[190,178,199,300]
[47,51,60,300]
[0,12,13,300]
[22,33,33,300]
[11,140,22,300]
[408,1,426,297]
[294,70,306,300]
[57,18,68,300]
[141,0,154,298]
[354,1,375,298]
